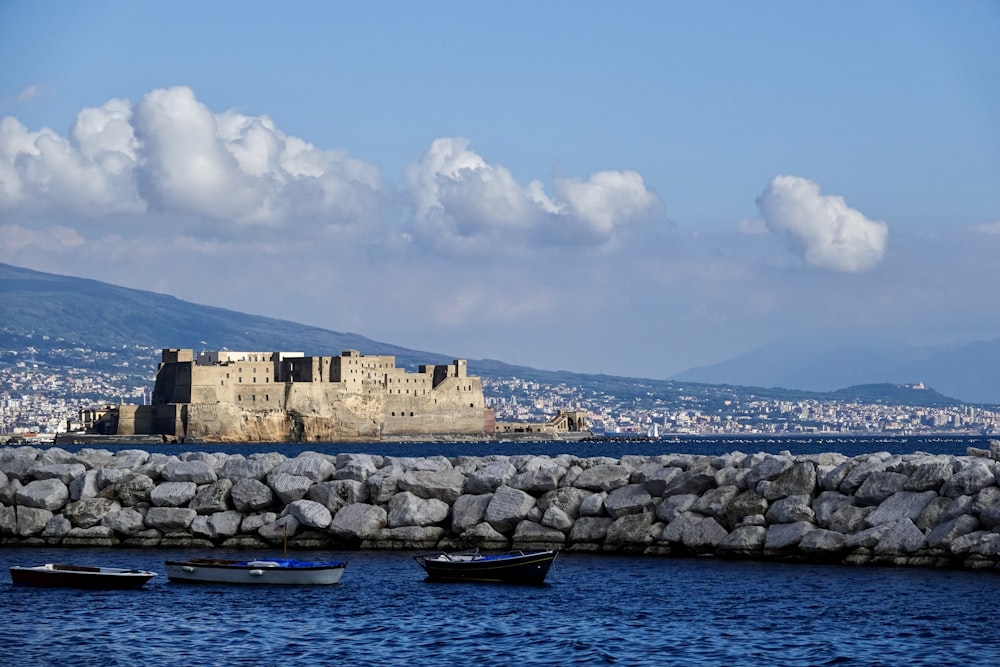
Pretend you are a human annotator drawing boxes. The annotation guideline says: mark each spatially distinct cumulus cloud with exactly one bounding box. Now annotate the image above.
[756,175,888,272]
[0,86,383,229]
[404,137,663,253]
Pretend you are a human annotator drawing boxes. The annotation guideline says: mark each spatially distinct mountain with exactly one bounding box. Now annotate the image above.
[671,334,1000,405]
[0,262,980,409]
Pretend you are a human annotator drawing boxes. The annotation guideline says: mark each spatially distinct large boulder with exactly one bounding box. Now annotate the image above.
[387,492,449,528]
[452,493,492,533]
[161,460,218,484]
[150,481,198,507]
[574,465,632,492]
[144,507,197,532]
[329,503,387,541]
[484,485,536,533]
[287,500,333,529]
[604,484,654,519]
[271,455,335,483]
[64,497,121,528]
[267,473,314,505]
[465,460,516,494]
[231,479,274,513]
[191,479,234,514]
[16,478,70,511]
[397,469,465,503]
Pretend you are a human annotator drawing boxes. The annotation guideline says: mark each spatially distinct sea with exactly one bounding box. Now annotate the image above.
[4,435,1000,666]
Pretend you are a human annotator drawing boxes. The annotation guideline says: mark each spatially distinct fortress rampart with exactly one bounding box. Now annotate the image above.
[103,349,493,442]
[3,444,1000,570]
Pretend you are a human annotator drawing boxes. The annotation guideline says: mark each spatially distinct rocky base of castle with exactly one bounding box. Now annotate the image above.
[3,444,1000,571]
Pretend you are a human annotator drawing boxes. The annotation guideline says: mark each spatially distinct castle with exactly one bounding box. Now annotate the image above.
[101,348,495,442]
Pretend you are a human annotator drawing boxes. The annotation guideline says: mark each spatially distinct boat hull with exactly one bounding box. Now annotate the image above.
[415,549,557,584]
[165,559,346,585]
[10,564,157,589]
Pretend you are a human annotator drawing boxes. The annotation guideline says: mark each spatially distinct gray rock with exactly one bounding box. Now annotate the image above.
[33,463,86,485]
[717,525,767,555]
[865,491,937,527]
[150,481,198,507]
[267,473,314,505]
[541,506,574,532]
[855,472,909,505]
[241,512,277,533]
[512,520,566,546]
[510,466,564,494]
[42,514,73,538]
[757,461,816,500]
[452,493,492,533]
[641,466,682,496]
[64,497,121,528]
[604,484,654,519]
[746,457,792,487]
[458,521,510,549]
[69,470,101,501]
[271,454,335,483]
[839,457,887,494]
[387,491,450,528]
[721,490,769,530]
[191,510,243,539]
[605,513,658,546]
[96,468,131,489]
[574,464,632,492]
[191,479,234,514]
[465,461,517,494]
[579,492,608,517]
[484,485,536,533]
[145,506,197,531]
[287,499,333,529]
[765,494,814,524]
[941,462,995,497]
[905,461,953,491]
[219,453,284,480]
[104,474,155,505]
[398,469,465,503]
[813,491,856,528]
[926,514,980,549]
[102,508,146,535]
[763,521,816,552]
[873,519,927,555]
[0,505,16,534]
[537,487,590,519]
[161,460,218,484]
[829,504,875,534]
[16,506,53,536]
[16,478,69,511]
[819,460,852,492]
[367,466,404,504]
[569,516,614,542]
[915,496,953,530]
[799,529,847,554]
[258,515,299,543]
[691,485,740,521]
[662,471,716,497]
[656,494,698,523]
[951,531,1000,557]
[329,503,388,541]
[231,478,274,513]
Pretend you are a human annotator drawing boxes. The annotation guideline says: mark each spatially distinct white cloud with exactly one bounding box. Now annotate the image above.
[16,84,43,104]
[756,175,888,273]
[404,137,664,254]
[0,86,384,229]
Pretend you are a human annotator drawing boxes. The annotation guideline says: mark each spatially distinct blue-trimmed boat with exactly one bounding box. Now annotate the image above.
[10,563,157,589]
[165,558,346,585]
[414,549,557,584]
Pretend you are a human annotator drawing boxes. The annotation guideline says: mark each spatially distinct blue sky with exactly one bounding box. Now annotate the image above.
[1,1,999,379]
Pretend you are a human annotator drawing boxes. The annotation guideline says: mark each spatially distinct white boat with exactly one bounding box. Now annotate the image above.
[10,563,157,589]
[164,558,346,585]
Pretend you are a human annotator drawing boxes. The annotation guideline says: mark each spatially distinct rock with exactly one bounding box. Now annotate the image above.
[718,525,766,555]
[457,521,510,549]
[537,487,590,519]
[452,493,492,533]
[16,478,70,511]
[102,508,146,535]
[656,494,698,523]
[484,485,536,533]
[746,457,792,487]
[267,473,314,505]
[512,520,566,546]
[161,460,218,484]
[258,515,300,543]
[865,491,937,527]
[329,503,388,541]
[365,526,444,550]
[873,519,927,555]
[33,463,86,485]
[604,484,654,519]
[641,467,682,496]
[574,465,632,492]
[798,529,847,554]
[241,512,277,533]
[941,462,996,497]
[231,479,274,513]
[398,469,465,503]
[691,485,740,521]
[69,470,101,501]
[905,461,953,491]
[387,491,449,528]
[569,516,614,542]
[510,466,564,494]
[334,453,379,482]
[191,479,233,514]
[144,507,197,531]
[757,461,816,500]
[579,492,607,517]
[271,454,335,483]
[926,514,980,549]
[541,506,574,532]
[766,494,814,524]
[219,453,284,480]
[829,504,875,534]
[42,514,72,538]
[855,472,909,505]
[720,490,769,530]
[465,460,517,494]
[64,497,120,528]
[764,521,816,552]
[605,513,658,546]
[150,481,198,507]
[105,474,155,506]
[287,500,333,529]
[16,506,53,536]
[191,510,243,539]
[839,456,887,494]
[662,471,716,497]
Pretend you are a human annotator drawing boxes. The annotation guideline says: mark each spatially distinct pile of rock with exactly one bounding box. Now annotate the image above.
[2,443,1000,570]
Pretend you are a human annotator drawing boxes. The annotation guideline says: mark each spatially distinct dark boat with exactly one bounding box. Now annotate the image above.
[165,558,347,585]
[10,563,157,589]
[414,549,557,584]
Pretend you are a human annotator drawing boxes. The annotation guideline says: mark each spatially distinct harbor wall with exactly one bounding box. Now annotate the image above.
[2,444,1000,570]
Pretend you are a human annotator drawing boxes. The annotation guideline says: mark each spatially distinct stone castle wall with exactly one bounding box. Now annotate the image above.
[3,444,1000,570]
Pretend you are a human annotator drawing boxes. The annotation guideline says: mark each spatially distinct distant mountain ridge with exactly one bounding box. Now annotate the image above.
[0,262,988,407]
[671,334,1000,405]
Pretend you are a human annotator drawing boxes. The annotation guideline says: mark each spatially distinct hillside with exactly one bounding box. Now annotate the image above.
[0,262,974,410]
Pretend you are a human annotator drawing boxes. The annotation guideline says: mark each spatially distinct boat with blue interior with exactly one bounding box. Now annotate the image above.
[164,558,347,585]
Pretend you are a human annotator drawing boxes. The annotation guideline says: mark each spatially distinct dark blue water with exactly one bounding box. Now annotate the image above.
[50,434,989,459]
[3,547,999,666]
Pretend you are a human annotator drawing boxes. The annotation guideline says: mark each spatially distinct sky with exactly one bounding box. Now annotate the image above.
[1,1,999,379]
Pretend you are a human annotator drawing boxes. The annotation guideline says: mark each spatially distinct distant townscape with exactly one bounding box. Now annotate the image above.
[2,341,998,440]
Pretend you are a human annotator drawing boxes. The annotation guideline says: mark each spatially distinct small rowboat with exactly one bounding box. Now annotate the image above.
[165,558,347,585]
[414,549,558,584]
[10,563,157,589]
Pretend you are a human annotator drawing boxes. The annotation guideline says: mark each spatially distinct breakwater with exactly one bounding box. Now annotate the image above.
[3,444,1000,570]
